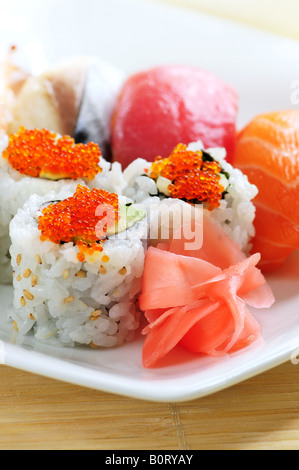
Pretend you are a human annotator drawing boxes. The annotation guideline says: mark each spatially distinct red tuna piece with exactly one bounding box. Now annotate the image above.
[111,65,239,167]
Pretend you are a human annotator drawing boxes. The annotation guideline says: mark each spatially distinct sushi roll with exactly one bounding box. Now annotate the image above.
[121,141,258,253]
[9,184,147,348]
[0,127,116,284]
[8,56,125,161]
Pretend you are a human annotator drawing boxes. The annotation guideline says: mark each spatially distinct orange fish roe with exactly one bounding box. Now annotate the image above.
[3,127,102,180]
[38,185,119,262]
[150,144,224,210]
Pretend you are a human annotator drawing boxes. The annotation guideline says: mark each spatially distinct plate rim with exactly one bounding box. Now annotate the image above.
[1,335,298,403]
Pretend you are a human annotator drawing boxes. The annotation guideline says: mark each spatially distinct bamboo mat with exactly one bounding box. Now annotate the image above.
[1,361,299,450]
[1,0,299,451]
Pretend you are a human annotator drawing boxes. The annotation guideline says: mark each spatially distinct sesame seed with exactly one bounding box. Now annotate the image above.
[75,270,87,278]
[16,274,22,282]
[64,296,75,304]
[62,270,69,279]
[31,275,38,287]
[20,297,26,307]
[23,268,32,279]
[35,254,42,265]
[13,321,18,332]
[23,290,34,301]
[90,315,99,321]
[29,314,36,321]
[119,267,127,276]
[90,310,102,321]
[98,265,107,275]
[16,254,22,266]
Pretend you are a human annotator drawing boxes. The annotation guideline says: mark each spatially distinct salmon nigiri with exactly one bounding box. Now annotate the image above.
[233,110,299,272]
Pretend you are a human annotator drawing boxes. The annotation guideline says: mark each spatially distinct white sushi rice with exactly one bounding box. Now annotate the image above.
[118,141,258,253]
[202,145,258,252]
[0,134,120,284]
[9,187,147,348]
[90,160,127,195]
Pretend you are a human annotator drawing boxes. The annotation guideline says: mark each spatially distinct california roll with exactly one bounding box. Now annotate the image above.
[9,184,147,348]
[122,141,258,253]
[0,127,118,283]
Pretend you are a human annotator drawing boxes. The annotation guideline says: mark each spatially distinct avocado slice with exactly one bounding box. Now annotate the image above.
[107,204,146,236]
[39,170,71,181]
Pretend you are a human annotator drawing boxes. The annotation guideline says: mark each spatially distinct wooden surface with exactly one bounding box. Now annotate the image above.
[1,361,299,450]
[1,0,299,451]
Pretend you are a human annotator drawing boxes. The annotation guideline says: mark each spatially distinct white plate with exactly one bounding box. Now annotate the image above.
[1,0,299,403]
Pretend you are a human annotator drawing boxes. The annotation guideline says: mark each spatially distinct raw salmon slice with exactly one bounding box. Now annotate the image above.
[111,65,238,168]
[233,110,299,272]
